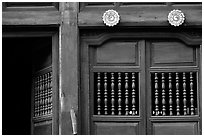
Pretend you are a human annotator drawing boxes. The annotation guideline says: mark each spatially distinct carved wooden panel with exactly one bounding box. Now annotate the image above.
[150,41,196,67]
[94,122,139,135]
[152,122,198,135]
[94,42,139,65]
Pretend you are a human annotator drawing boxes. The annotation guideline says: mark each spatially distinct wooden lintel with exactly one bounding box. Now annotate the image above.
[78,9,202,27]
[2,11,61,25]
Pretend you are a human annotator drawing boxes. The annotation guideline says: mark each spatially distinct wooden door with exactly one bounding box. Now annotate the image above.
[80,39,146,135]
[80,31,201,135]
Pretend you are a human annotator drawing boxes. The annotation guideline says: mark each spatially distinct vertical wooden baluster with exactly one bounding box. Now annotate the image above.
[47,73,49,114]
[169,73,173,116]
[190,72,194,115]
[104,72,108,115]
[42,74,45,115]
[176,72,180,115]
[39,75,42,116]
[36,77,38,117]
[97,72,101,115]
[155,73,159,116]
[47,72,49,115]
[34,78,37,117]
[111,73,115,115]
[45,73,48,115]
[118,72,122,115]
[38,76,41,116]
[183,72,187,115]
[132,72,136,115]
[125,73,129,115]
[162,73,166,116]
[48,72,51,114]
[35,77,37,116]
[46,73,49,115]
[50,72,53,114]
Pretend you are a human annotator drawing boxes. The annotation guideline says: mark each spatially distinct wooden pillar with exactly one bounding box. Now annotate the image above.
[59,2,79,135]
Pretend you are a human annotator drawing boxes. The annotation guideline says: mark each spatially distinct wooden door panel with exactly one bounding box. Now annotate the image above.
[34,121,52,135]
[94,122,139,135]
[81,32,201,135]
[93,41,139,65]
[150,41,197,67]
[152,122,198,135]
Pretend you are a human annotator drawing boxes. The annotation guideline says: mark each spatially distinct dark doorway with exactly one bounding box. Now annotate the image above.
[3,37,52,135]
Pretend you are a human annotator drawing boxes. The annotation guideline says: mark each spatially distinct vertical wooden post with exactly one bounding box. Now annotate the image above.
[161,73,166,116]
[104,72,108,115]
[190,72,194,115]
[125,73,129,115]
[97,73,101,115]
[132,72,136,115]
[176,72,180,116]
[60,2,79,135]
[154,73,159,116]
[183,72,187,115]
[169,73,173,116]
[111,73,115,115]
[118,72,122,115]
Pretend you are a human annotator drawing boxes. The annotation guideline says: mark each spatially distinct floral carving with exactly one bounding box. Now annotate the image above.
[102,9,120,27]
[168,9,185,27]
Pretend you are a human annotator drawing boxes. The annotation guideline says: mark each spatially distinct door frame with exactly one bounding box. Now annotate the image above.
[79,30,202,135]
[3,27,59,135]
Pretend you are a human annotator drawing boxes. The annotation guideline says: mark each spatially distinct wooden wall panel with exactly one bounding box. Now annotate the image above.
[152,122,198,135]
[34,121,52,135]
[150,41,196,67]
[94,42,139,65]
[94,122,139,135]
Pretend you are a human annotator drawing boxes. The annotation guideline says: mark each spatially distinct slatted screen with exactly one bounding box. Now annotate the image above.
[33,69,53,119]
[151,72,197,116]
[94,72,139,116]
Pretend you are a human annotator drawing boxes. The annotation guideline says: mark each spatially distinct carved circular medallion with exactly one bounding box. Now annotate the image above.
[168,9,185,27]
[102,9,120,27]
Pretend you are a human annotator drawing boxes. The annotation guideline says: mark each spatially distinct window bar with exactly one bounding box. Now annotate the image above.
[44,74,47,115]
[176,72,180,115]
[190,72,194,115]
[111,73,115,115]
[125,73,129,115]
[45,73,48,115]
[154,73,159,116]
[118,72,122,115]
[42,74,45,116]
[50,72,52,114]
[39,76,43,116]
[183,72,187,115]
[169,73,173,116]
[162,73,166,116]
[97,72,101,115]
[104,72,108,115]
[132,72,136,115]
[48,71,52,114]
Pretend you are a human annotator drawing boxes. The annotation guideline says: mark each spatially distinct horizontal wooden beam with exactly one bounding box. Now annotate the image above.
[2,11,61,25]
[78,9,202,27]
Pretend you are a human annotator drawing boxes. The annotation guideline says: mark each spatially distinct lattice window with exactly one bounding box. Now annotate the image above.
[151,72,198,116]
[33,69,53,119]
[94,72,139,116]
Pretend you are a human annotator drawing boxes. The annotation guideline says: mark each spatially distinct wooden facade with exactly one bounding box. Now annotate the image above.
[2,2,202,135]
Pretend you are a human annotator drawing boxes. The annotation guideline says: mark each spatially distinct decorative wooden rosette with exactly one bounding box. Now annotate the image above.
[102,9,120,27]
[168,9,185,27]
